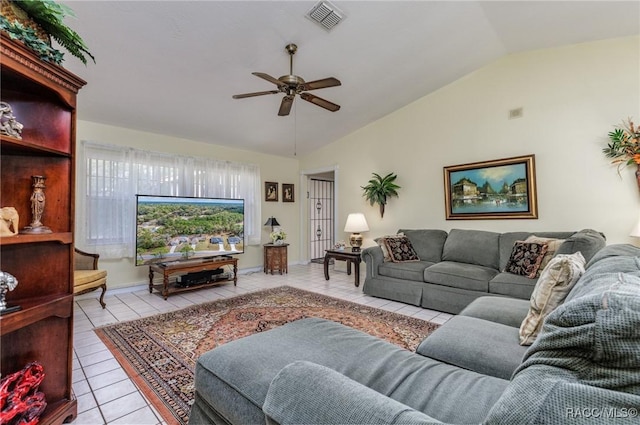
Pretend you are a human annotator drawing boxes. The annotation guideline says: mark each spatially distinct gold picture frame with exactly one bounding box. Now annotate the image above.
[443,154,538,220]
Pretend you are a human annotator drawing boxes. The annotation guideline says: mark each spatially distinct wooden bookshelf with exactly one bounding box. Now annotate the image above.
[0,33,86,425]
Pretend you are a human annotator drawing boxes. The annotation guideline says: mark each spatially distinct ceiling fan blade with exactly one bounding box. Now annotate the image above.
[278,95,294,116]
[252,72,287,88]
[300,93,340,112]
[301,77,341,91]
[232,90,279,99]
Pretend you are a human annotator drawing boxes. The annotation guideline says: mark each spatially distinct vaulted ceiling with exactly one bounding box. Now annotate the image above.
[63,1,640,157]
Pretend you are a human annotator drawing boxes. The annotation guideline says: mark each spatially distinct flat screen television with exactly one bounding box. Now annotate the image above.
[135,195,244,266]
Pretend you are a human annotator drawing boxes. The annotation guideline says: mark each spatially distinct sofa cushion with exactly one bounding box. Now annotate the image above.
[423,261,498,292]
[585,243,640,269]
[442,229,500,269]
[555,228,606,263]
[519,252,586,345]
[524,235,565,275]
[398,229,448,263]
[504,241,548,278]
[459,296,530,328]
[194,317,509,425]
[485,266,640,424]
[263,361,443,425]
[378,261,434,282]
[489,273,537,299]
[566,245,640,305]
[498,232,574,271]
[416,315,527,380]
[384,235,420,263]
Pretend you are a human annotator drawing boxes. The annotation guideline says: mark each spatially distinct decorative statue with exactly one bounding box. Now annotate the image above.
[0,101,24,139]
[21,176,51,234]
[0,207,19,237]
[0,271,18,312]
[0,362,47,424]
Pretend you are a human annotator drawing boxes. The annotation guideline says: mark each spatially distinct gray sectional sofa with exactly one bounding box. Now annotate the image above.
[362,228,606,313]
[189,244,640,425]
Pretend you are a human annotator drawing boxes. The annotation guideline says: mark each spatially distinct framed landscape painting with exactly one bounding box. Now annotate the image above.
[443,155,538,220]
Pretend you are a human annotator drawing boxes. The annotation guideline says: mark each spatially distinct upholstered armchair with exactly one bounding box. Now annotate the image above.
[73,248,107,308]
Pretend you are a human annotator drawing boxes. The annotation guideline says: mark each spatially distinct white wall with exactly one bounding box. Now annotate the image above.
[75,121,299,289]
[299,36,640,248]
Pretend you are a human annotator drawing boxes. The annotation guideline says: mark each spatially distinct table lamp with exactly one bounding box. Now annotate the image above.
[344,213,369,252]
[264,216,280,232]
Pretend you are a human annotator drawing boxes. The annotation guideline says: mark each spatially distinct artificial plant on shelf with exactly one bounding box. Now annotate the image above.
[602,118,640,184]
[361,172,401,218]
[0,0,94,65]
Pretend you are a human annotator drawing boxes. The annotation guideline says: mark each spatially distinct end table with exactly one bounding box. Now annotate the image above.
[324,248,362,287]
[264,243,289,274]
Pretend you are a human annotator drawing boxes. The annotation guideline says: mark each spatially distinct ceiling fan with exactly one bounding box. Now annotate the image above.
[232,43,341,116]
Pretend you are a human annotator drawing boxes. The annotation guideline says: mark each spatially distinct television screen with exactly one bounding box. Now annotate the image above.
[135,195,244,266]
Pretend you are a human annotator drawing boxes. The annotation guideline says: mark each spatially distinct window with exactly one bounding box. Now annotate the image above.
[78,141,261,258]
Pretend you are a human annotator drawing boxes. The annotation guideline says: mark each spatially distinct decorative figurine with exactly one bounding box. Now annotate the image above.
[0,207,19,237]
[0,362,47,424]
[21,176,52,234]
[0,271,20,314]
[0,101,24,139]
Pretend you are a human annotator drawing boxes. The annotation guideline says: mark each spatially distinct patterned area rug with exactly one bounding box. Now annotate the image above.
[95,286,439,425]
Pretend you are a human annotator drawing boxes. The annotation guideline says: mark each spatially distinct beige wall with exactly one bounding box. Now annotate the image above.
[299,36,640,248]
[76,121,299,289]
[77,36,639,289]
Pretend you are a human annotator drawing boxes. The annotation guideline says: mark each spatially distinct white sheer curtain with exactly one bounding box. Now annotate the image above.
[79,141,261,258]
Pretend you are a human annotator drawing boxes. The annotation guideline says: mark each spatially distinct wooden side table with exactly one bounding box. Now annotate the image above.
[324,249,362,287]
[264,243,289,274]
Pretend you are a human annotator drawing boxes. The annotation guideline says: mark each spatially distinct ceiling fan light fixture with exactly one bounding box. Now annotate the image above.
[306,1,345,31]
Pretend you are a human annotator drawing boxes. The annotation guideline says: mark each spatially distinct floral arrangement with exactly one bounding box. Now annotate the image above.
[270,229,286,243]
[602,117,640,174]
[334,241,346,250]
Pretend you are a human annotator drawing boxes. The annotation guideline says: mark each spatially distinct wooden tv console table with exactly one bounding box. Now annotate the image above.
[148,256,238,300]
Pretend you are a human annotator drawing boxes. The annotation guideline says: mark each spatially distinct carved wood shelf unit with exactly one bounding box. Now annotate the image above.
[263,243,289,275]
[0,33,86,425]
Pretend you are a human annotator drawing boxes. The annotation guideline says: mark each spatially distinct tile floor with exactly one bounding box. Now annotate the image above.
[72,262,453,424]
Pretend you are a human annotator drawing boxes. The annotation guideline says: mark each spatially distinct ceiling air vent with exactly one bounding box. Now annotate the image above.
[306,1,345,31]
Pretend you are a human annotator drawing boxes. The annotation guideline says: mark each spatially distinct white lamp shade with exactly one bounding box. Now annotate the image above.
[344,213,369,233]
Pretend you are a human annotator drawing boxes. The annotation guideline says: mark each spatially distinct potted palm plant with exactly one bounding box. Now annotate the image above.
[361,172,401,218]
[603,117,640,189]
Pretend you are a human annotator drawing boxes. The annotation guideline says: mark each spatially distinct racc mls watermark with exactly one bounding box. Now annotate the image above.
[566,407,638,420]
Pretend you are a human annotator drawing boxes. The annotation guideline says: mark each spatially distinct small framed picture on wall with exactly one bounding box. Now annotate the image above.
[265,181,278,202]
[283,183,294,203]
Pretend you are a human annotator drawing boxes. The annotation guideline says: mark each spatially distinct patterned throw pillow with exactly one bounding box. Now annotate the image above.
[376,233,404,262]
[504,241,548,279]
[519,251,586,345]
[524,235,566,277]
[383,236,420,263]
